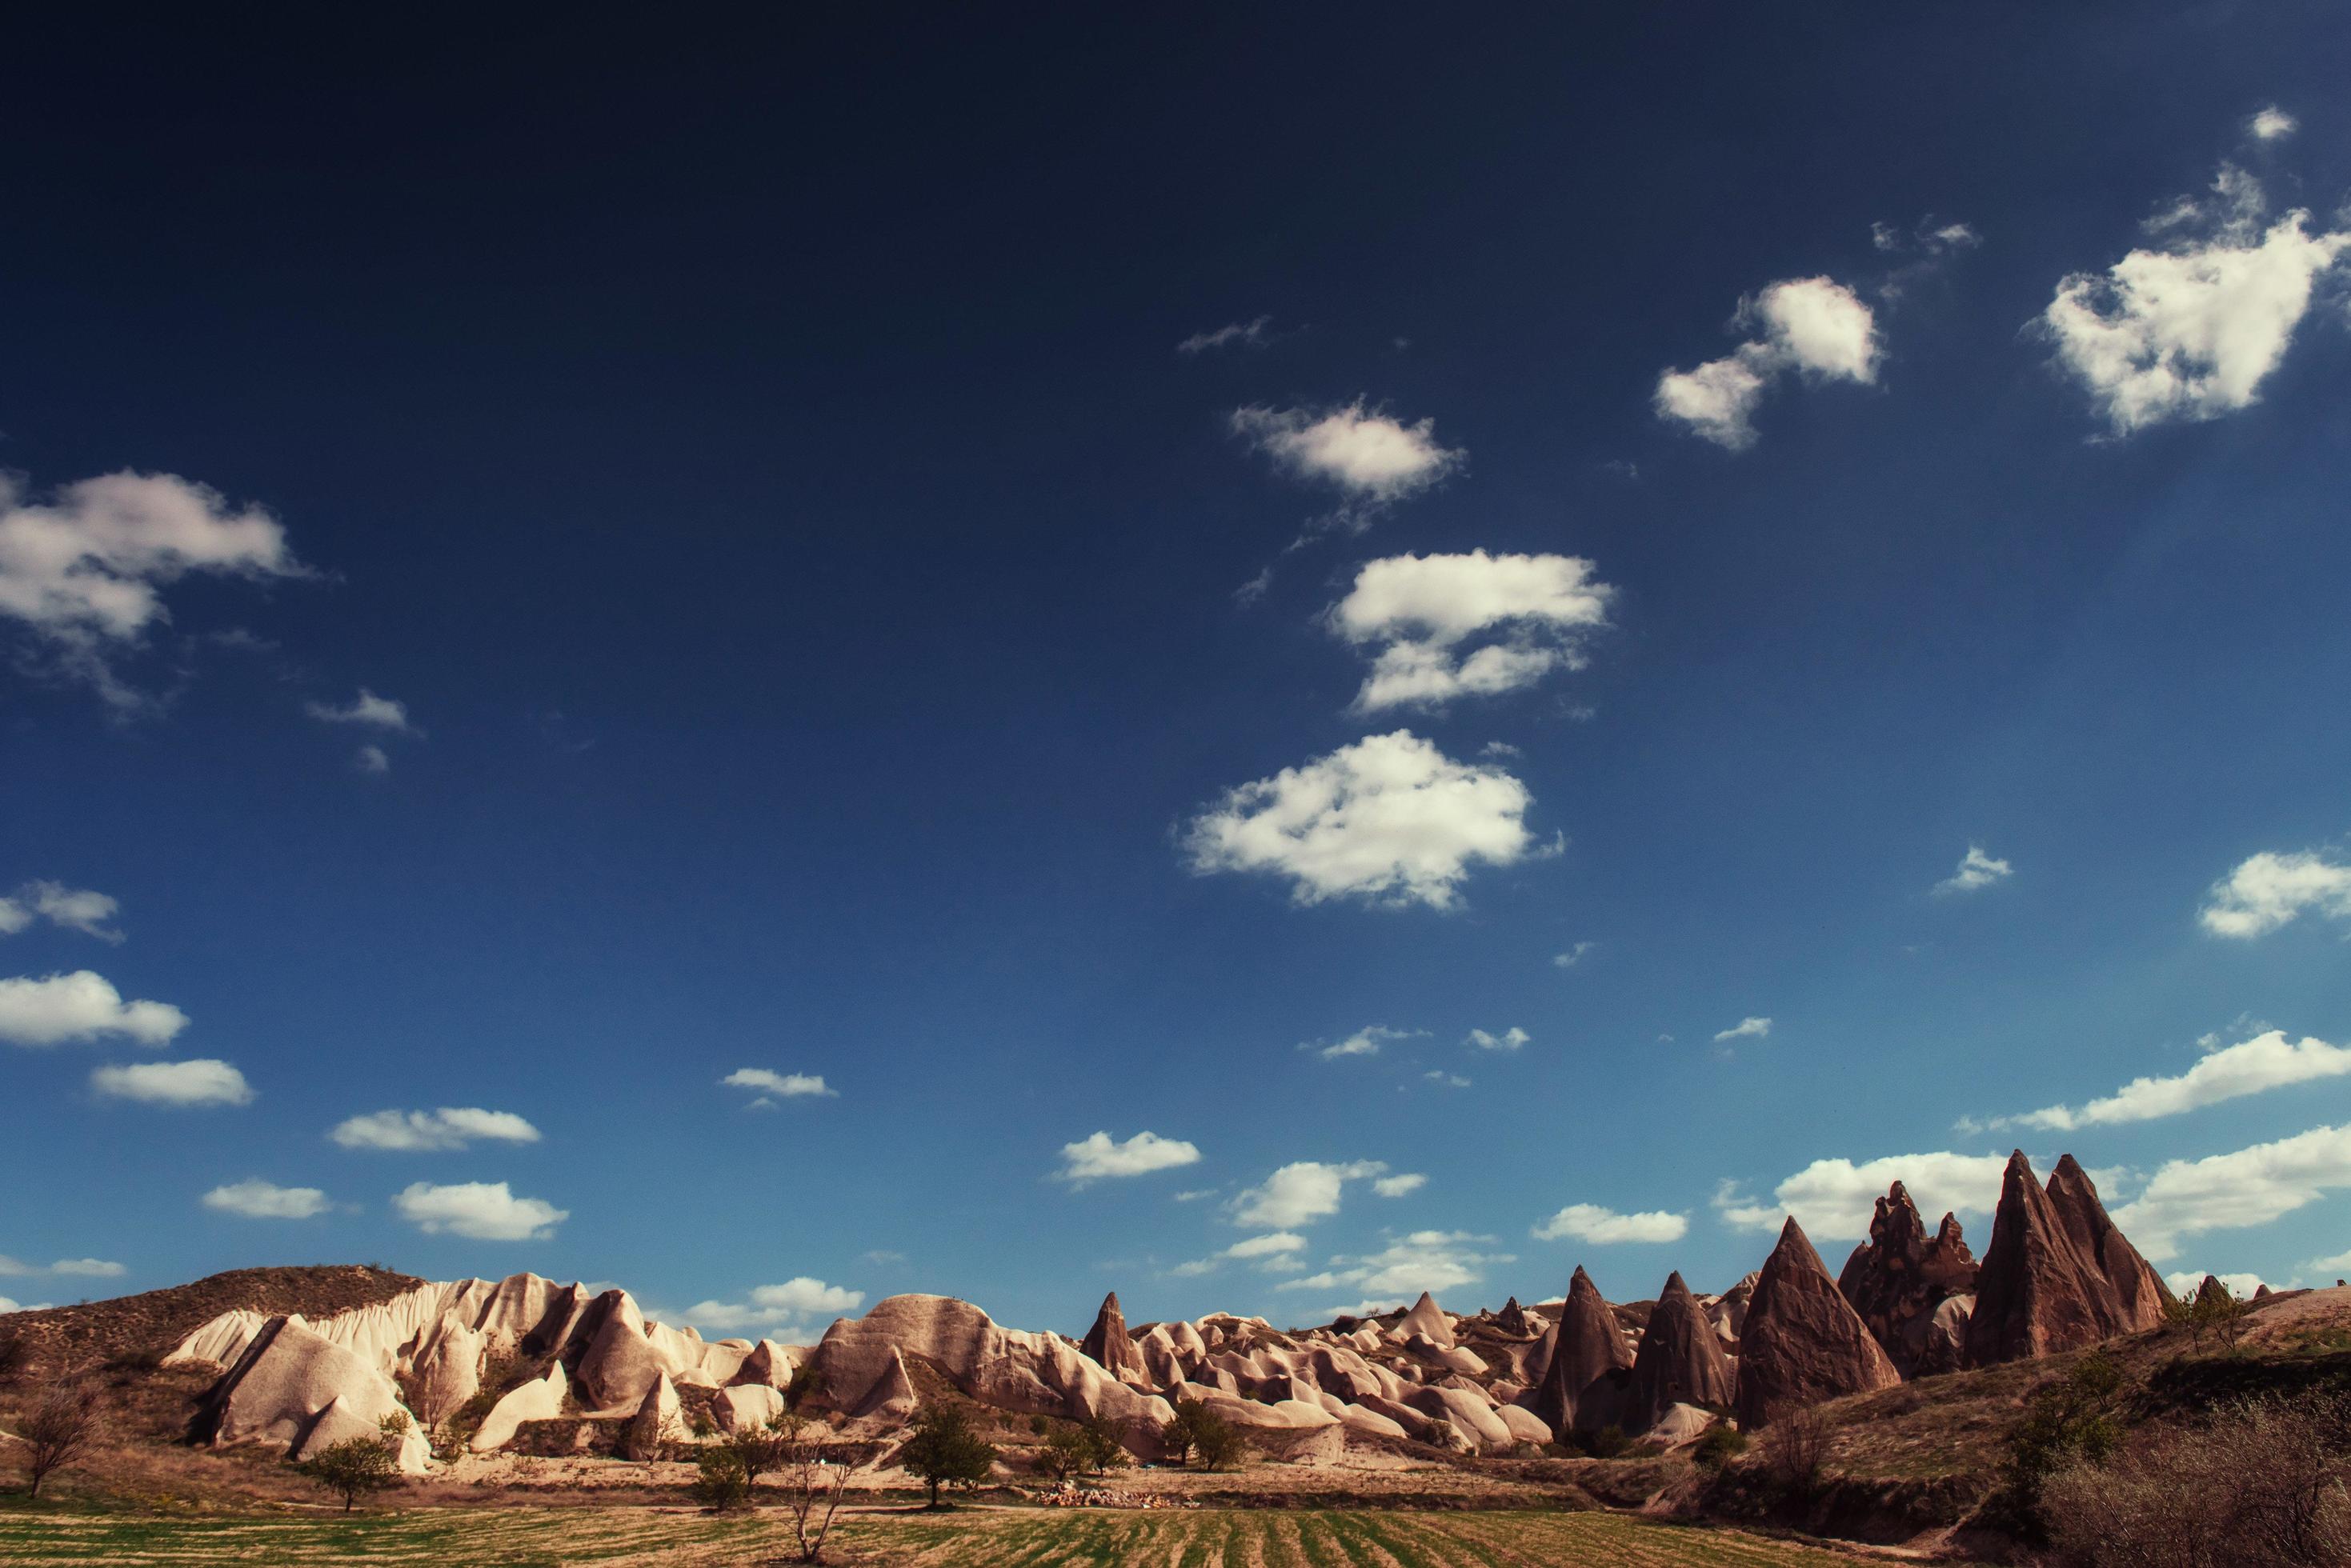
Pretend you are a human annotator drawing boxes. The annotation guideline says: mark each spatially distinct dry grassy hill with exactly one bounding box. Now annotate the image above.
[1,1264,423,1378]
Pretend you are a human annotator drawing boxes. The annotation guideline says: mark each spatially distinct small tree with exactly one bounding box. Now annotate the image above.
[1160,1399,1205,1466]
[0,1331,29,1386]
[1078,1416,1130,1475]
[1188,1406,1246,1472]
[899,1405,996,1508]
[1036,1425,1090,1481]
[17,1385,98,1498]
[767,1411,850,1564]
[292,1434,401,1513]
[1761,1404,1831,1498]
[691,1446,752,1511]
[718,1413,797,1492]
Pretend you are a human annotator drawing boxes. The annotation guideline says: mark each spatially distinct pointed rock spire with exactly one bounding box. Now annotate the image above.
[2044,1154,2171,1333]
[1965,1150,2135,1367]
[1495,1296,1536,1338]
[1736,1217,1900,1429]
[1533,1266,1633,1435]
[1629,1271,1735,1432]
[1836,1181,1981,1377]
[1079,1291,1147,1381]
[1398,1290,1455,1350]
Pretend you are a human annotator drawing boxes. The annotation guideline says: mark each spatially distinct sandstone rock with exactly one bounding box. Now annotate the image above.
[1707,1270,1760,1346]
[1735,1218,1899,1429]
[1532,1266,1633,1436]
[2045,1154,2170,1334]
[405,1315,482,1428]
[194,1316,431,1474]
[1079,1291,1149,1384]
[1493,1297,1539,1338]
[847,1346,919,1430]
[1628,1271,1736,1431]
[713,1383,787,1432]
[1836,1182,1981,1377]
[621,1373,682,1459]
[1966,1151,2151,1367]
[1406,1384,1513,1450]
[1396,1291,1455,1350]
[1335,1402,1409,1441]
[1493,1402,1553,1446]
[471,1362,567,1452]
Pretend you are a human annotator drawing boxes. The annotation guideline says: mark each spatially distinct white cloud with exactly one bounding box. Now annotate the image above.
[1230,401,1464,507]
[393,1180,567,1241]
[681,1277,864,1333]
[1178,315,1272,355]
[1058,1130,1202,1182]
[0,971,186,1047]
[330,1107,543,1151]
[2043,166,2349,434]
[1224,1233,1307,1262]
[2249,106,2298,142]
[1424,1071,1472,1087]
[1532,1203,1689,1245]
[2113,1122,2351,1261]
[2001,1030,2351,1133]
[204,1179,330,1219]
[305,689,418,734]
[0,882,124,942]
[1552,942,1596,969]
[1465,1026,1528,1053]
[1935,845,2013,895]
[1230,1159,1387,1229]
[1274,1230,1512,1306]
[354,745,390,775]
[2165,1270,2268,1298]
[1655,277,1880,449]
[1310,1024,1414,1060]
[1372,1173,1427,1198]
[48,1258,126,1278]
[2200,849,2351,938]
[0,1298,33,1314]
[1712,1150,2012,1241]
[1712,1016,1772,1044]
[720,1069,835,1100]
[1184,730,1542,910]
[1327,551,1615,712]
[0,470,306,707]
[93,1058,253,1106]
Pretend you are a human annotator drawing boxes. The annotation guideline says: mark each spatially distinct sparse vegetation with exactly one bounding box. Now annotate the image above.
[288,1418,403,1514]
[1761,1404,1831,1498]
[688,1444,751,1511]
[774,1410,851,1563]
[1035,1423,1090,1480]
[1160,1397,1244,1471]
[898,1405,997,1508]
[1995,1349,2124,1532]
[1584,1423,1632,1459]
[1077,1415,1129,1474]
[1692,1423,1748,1470]
[14,1382,98,1498]
[0,1331,28,1386]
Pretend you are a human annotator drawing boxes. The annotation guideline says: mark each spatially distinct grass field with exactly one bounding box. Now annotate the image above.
[0,1503,1859,1566]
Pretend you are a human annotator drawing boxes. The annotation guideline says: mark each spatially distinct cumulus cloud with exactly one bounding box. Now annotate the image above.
[1712,1016,1772,1045]
[1178,315,1272,355]
[1655,277,1881,448]
[2200,849,2351,938]
[0,470,306,707]
[2113,1122,2351,1260]
[2043,165,2349,434]
[720,1069,835,1102]
[1230,400,1464,518]
[203,1179,330,1219]
[681,1277,865,1332]
[330,1107,543,1151]
[1275,1230,1513,1308]
[1993,1030,2351,1134]
[1372,1173,1427,1198]
[0,971,186,1046]
[0,882,123,942]
[305,689,418,734]
[1308,1024,1416,1060]
[1184,731,1542,910]
[1465,1026,1528,1053]
[1058,1130,1202,1182]
[0,1254,124,1279]
[2166,1269,2269,1298]
[1326,551,1615,712]
[93,1058,253,1106]
[393,1180,567,1241]
[1230,1160,1388,1229]
[1532,1203,1689,1245]
[1712,1150,2012,1241]
[2249,106,2298,142]
[1935,845,2013,895]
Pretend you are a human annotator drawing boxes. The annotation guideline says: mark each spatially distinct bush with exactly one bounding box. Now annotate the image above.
[16,1384,98,1498]
[1584,1424,1631,1459]
[1692,1424,1748,1471]
[1997,1350,2125,1530]
[0,1332,29,1386]
[1761,1404,1831,1498]
[691,1446,753,1511]
[899,1406,996,1508]
[2041,1390,2351,1566]
[291,1434,401,1513]
[1036,1425,1090,1481]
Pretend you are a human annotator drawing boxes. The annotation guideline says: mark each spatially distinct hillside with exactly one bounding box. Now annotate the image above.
[0,1265,423,1377]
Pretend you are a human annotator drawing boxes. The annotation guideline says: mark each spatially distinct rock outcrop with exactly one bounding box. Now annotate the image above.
[1494,1297,1538,1338]
[1532,1267,1632,1437]
[2044,1155,2170,1334]
[1736,1218,1900,1428]
[1628,1272,1736,1430]
[1397,1291,1455,1350]
[1965,1150,2166,1367]
[1079,1291,1147,1384]
[1836,1182,1980,1376]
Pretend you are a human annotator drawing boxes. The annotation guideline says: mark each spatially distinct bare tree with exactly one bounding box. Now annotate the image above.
[18,1385,98,1498]
[775,1412,851,1563]
[1762,1402,1832,1498]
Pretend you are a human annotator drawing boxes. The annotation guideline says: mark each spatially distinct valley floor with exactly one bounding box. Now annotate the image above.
[0,1502,1862,1566]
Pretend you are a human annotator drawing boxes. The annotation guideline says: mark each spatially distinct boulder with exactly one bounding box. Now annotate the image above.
[1335,1402,1410,1441]
[1079,1292,1148,1383]
[1965,1151,2141,1367]
[1532,1266,1633,1436]
[620,1373,682,1459]
[1628,1272,1736,1431]
[1735,1218,1899,1429]
[713,1384,787,1433]
[1836,1182,1981,1377]
[471,1362,568,1452]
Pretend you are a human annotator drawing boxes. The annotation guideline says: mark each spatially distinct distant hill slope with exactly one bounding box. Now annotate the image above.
[2,1264,423,1374]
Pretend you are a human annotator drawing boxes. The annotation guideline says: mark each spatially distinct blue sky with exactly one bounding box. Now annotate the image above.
[6,5,2351,1337]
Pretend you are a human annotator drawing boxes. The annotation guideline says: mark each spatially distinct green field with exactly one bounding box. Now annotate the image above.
[0,1504,1855,1566]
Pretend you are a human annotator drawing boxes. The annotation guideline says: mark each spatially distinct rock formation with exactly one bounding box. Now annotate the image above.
[1836,1182,1980,1376]
[1532,1266,1632,1437]
[1397,1291,1455,1350]
[1736,1218,1899,1428]
[1493,1297,1537,1338]
[1628,1271,1736,1429]
[1079,1291,1147,1384]
[1965,1150,2165,1367]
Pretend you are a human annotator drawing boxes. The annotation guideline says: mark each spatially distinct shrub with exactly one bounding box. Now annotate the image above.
[1584,1424,1631,1459]
[1692,1423,1748,1471]
[1036,1425,1090,1481]
[16,1384,98,1498]
[899,1406,996,1508]
[291,1434,401,1513]
[1761,1404,1831,1498]
[0,1332,29,1386]
[691,1445,752,1511]
[1079,1416,1130,1474]
[1163,1398,1244,1471]
[1999,1350,2125,1529]
[2041,1390,2351,1566]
